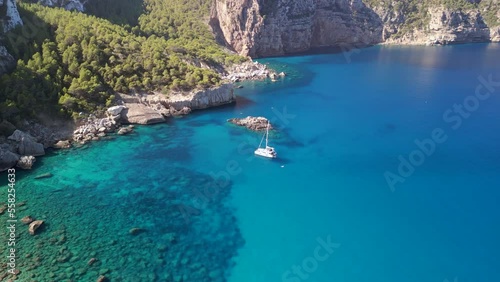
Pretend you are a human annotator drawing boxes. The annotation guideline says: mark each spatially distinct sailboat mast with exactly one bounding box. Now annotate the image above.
[265,122,269,147]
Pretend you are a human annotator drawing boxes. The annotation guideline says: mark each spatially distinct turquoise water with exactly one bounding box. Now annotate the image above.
[2,44,500,281]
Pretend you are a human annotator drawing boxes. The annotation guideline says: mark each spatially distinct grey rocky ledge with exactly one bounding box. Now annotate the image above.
[117,83,235,125]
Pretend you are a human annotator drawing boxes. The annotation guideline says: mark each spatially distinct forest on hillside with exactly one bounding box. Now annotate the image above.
[0,0,244,121]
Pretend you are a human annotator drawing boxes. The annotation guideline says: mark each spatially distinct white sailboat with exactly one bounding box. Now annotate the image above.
[254,121,277,158]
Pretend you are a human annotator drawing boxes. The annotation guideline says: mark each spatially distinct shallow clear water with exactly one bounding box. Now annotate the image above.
[1,44,500,282]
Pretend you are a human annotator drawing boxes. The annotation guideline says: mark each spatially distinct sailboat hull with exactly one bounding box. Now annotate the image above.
[254,147,277,158]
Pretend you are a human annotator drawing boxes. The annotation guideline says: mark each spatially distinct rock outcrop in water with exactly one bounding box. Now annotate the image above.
[228,116,273,131]
[28,220,44,235]
[210,0,500,57]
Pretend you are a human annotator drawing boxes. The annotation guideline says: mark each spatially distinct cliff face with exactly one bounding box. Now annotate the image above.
[210,0,384,57]
[211,0,500,58]
[0,0,22,76]
[35,0,87,11]
[1,0,22,32]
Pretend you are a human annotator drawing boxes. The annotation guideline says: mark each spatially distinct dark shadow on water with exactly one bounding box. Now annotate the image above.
[185,118,225,128]
[376,123,397,136]
[275,156,292,165]
[234,95,256,108]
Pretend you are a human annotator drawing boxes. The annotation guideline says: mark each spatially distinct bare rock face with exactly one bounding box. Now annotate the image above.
[421,7,489,45]
[18,139,45,156]
[0,0,23,76]
[16,155,36,170]
[120,103,166,125]
[0,148,20,172]
[36,0,86,11]
[211,0,500,57]
[492,26,500,42]
[210,0,383,57]
[1,0,23,32]
[228,116,273,131]
[107,105,127,116]
[166,84,236,110]
[0,46,16,76]
[377,4,494,45]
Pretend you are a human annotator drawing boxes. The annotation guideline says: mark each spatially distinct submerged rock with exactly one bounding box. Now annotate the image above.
[28,220,44,235]
[117,125,134,135]
[16,155,36,169]
[96,275,109,282]
[227,116,273,131]
[88,257,97,266]
[129,228,146,235]
[34,172,53,179]
[53,140,71,149]
[21,216,34,225]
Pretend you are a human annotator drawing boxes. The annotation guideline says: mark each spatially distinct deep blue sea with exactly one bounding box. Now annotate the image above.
[2,44,500,282]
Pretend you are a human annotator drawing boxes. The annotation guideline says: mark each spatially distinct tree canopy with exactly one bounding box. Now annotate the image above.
[0,1,245,120]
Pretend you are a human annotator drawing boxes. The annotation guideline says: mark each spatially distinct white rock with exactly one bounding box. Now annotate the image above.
[16,156,36,170]
[107,105,127,116]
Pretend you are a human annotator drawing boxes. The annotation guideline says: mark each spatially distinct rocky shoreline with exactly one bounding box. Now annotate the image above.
[0,60,282,172]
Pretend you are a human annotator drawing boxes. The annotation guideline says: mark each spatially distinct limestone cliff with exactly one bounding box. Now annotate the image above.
[210,0,500,57]
[370,1,495,45]
[34,0,87,11]
[0,0,22,76]
[1,0,22,32]
[210,0,384,57]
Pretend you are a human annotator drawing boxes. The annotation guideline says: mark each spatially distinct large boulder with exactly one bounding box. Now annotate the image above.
[9,130,45,156]
[18,139,45,156]
[107,105,127,116]
[227,116,273,131]
[120,103,165,125]
[0,148,20,172]
[8,130,37,143]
